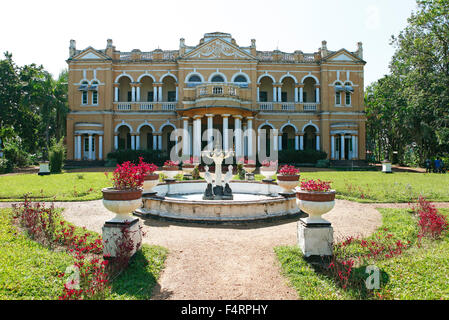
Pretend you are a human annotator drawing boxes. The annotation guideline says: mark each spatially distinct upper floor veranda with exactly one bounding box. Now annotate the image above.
[67,32,366,114]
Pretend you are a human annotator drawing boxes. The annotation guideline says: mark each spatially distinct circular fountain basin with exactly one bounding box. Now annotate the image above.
[135,180,300,222]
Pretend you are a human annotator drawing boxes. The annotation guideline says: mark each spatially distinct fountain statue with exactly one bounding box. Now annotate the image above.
[201,146,234,200]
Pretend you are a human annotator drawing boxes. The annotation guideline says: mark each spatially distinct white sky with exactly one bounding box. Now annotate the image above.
[0,0,417,87]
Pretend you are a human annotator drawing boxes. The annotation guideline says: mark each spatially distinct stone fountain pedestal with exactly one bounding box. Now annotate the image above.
[202,148,234,200]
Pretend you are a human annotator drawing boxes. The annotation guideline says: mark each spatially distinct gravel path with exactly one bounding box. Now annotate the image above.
[2,199,448,300]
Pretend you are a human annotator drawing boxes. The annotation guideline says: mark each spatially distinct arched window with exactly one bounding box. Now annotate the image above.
[91,81,98,105]
[234,75,247,83]
[211,75,225,82]
[188,74,202,82]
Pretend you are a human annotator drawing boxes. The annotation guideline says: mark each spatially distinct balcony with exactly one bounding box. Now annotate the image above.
[195,83,240,99]
[303,103,317,111]
[114,102,178,112]
[257,102,319,112]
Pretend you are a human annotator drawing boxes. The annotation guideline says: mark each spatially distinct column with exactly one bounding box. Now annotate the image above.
[131,86,136,102]
[99,136,103,160]
[114,135,118,150]
[277,86,282,103]
[272,86,277,102]
[77,135,82,160]
[294,86,299,103]
[355,136,358,159]
[295,135,299,151]
[243,124,248,156]
[256,85,260,102]
[206,114,214,150]
[315,85,320,103]
[114,84,119,102]
[299,85,304,103]
[182,117,190,157]
[331,135,335,159]
[234,115,243,158]
[193,115,202,158]
[277,133,282,151]
[153,85,158,102]
[74,135,78,160]
[273,130,279,151]
[175,84,179,102]
[88,134,93,160]
[136,85,141,102]
[316,134,320,151]
[131,135,135,150]
[222,114,229,151]
[158,135,162,151]
[136,135,140,150]
[188,124,193,156]
[300,134,304,151]
[153,135,158,150]
[246,117,254,157]
[158,85,163,102]
[341,135,345,160]
[351,135,356,160]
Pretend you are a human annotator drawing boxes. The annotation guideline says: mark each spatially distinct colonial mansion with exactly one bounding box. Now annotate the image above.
[66,32,366,163]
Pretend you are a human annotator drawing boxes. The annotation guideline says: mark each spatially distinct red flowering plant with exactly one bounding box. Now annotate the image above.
[163,160,179,167]
[182,157,199,166]
[238,157,256,165]
[278,165,300,176]
[107,157,152,190]
[261,160,278,168]
[300,179,332,192]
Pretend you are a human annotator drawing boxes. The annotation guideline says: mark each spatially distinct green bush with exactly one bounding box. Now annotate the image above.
[0,158,13,174]
[2,139,30,168]
[49,137,65,173]
[278,149,327,164]
[107,149,168,166]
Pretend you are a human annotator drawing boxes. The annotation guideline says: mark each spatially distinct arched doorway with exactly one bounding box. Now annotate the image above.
[117,125,131,149]
[303,126,317,150]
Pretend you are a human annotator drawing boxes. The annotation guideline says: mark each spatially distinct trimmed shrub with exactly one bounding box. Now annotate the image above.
[49,137,65,173]
[278,149,327,164]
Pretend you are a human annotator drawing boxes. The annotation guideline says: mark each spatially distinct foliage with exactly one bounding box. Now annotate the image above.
[49,137,65,173]
[2,136,31,168]
[278,149,327,164]
[107,157,153,190]
[261,160,278,167]
[411,195,449,238]
[366,0,449,164]
[300,179,332,192]
[0,158,12,174]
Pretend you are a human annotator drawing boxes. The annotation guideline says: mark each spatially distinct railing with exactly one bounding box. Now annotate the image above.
[258,102,274,110]
[139,102,154,110]
[195,83,240,99]
[117,102,131,110]
[303,103,317,111]
[162,102,176,111]
[281,102,295,111]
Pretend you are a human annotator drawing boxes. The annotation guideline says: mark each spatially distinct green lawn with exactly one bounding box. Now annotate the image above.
[275,208,449,300]
[1,170,448,203]
[0,208,167,300]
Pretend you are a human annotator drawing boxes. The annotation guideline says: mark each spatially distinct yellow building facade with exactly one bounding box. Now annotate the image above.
[66,32,366,163]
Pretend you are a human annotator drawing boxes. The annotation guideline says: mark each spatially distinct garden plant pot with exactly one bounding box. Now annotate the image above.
[163,165,179,179]
[295,189,336,222]
[243,164,256,174]
[182,165,195,175]
[260,167,277,179]
[143,173,159,193]
[276,174,300,193]
[102,187,143,222]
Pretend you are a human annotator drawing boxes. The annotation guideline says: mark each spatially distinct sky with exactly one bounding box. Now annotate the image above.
[0,0,418,88]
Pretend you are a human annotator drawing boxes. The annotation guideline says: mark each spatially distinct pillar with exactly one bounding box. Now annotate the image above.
[114,84,119,102]
[352,135,356,160]
[131,135,135,150]
[99,136,103,160]
[272,86,277,102]
[136,135,140,150]
[277,133,282,151]
[299,85,304,103]
[277,86,282,103]
[246,117,254,157]
[315,85,320,103]
[206,114,214,150]
[193,115,202,158]
[300,134,304,151]
[175,85,179,102]
[331,135,335,159]
[222,114,230,151]
[294,86,299,103]
[234,115,243,158]
[158,85,162,102]
[158,135,162,151]
[88,134,93,160]
[131,86,136,102]
[256,85,260,102]
[273,130,279,152]
[153,85,158,102]
[153,135,158,150]
[182,117,190,157]
[341,135,345,160]
[295,135,299,151]
[114,135,118,150]
[316,134,320,151]
[355,136,358,159]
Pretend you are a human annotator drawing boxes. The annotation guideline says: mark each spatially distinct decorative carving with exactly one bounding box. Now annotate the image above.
[190,40,247,59]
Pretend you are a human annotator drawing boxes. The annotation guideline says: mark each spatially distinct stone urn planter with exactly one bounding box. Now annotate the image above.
[276,174,300,193]
[162,165,179,179]
[243,164,256,174]
[260,166,277,179]
[102,187,143,222]
[295,189,336,222]
[143,173,159,194]
[181,164,195,175]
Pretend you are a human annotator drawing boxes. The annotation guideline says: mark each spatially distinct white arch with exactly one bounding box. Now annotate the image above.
[184,71,205,83]
[136,121,156,133]
[160,72,178,82]
[332,80,345,86]
[159,121,177,133]
[114,121,133,134]
[137,73,156,82]
[257,73,276,83]
[231,72,250,83]
[280,74,298,84]
[300,74,320,85]
[301,120,319,133]
[280,122,299,133]
[208,71,227,83]
[114,73,134,83]
[258,120,276,131]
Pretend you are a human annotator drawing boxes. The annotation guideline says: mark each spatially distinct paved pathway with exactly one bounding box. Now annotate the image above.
[2,200,448,300]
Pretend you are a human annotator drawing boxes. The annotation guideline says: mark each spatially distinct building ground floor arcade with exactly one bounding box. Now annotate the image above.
[66,109,366,162]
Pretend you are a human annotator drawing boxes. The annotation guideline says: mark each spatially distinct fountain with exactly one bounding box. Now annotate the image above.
[134,147,300,222]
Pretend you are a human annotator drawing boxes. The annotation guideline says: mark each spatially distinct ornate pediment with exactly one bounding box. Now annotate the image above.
[182,38,255,60]
[325,49,364,63]
[70,47,110,61]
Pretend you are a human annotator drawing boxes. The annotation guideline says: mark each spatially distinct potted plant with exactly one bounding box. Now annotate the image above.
[102,158,150,222]
[142,161,159,194]
[181,157,198,175]
[239,157,256,174]
[276,165,300,193]
[260,160,278,179]
[162,160,179,179]
[295,179,335,222]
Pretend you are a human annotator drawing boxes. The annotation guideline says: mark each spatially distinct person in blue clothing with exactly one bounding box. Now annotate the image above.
[434,158,442,173]
[425,158,431,173]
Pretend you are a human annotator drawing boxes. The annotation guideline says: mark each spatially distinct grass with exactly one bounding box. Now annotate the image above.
[275,208,449,300]
[0,207,168,300]
[1,170,448,203]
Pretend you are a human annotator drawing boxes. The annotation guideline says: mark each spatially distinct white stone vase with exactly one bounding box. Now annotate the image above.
[276,174,300,193]
[102,187,143,222]
[243,164,256,174]
[163,166,179,179]
[260,167,277,179]
[143,173,159,193]
[295,189,336,223]
[182,165,195,175]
